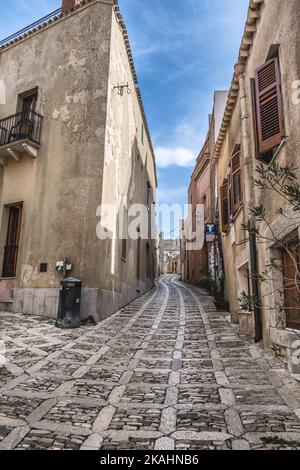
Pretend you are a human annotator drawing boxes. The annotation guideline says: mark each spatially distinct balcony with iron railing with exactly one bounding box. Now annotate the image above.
[0,108,43,162]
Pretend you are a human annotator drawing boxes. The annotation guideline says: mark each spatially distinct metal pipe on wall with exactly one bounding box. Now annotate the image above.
[235,63,263,343]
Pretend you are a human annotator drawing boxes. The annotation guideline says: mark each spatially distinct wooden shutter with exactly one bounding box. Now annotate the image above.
[251,78,260,159]
[220,183,229,232]
[282,247,300,329]
[255,58,285,154]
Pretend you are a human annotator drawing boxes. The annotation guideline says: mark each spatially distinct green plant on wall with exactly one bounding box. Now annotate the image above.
[242,163,300,330]
[199,275,211,290]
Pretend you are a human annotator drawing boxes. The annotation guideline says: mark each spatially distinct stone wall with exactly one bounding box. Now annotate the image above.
[0,0,157,322]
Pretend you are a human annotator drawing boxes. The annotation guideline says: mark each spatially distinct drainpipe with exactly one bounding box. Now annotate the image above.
[234,63,263,343]
[249,229,263,342]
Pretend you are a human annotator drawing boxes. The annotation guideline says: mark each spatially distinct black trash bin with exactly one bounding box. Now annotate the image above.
[56,277,82,329]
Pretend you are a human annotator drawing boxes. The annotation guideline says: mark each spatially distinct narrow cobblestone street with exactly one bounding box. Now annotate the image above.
[1,276,300,450]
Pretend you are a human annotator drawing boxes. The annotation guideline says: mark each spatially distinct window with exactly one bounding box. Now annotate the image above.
[40,263,48,273]
[220,182,229,232]
[231,152,242,213]
[18,89,38,114]
[251,56,285,163]
[22,93,37,113]
[282,243,300,329]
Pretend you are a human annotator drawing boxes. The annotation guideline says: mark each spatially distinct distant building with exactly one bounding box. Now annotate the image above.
[185,91,227,288]
[160,238,181,275]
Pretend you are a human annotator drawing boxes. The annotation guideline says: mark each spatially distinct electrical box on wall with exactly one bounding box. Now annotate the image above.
[56,260,73,273]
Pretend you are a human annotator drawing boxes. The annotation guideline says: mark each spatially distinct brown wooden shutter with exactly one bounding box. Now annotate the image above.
[255,58,285,154]
[282,247,300,329]
[220,183,229,232]
[232,153,240,173]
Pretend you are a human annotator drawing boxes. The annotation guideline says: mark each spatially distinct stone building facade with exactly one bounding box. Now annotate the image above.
[0,0,157,322]
[213,0,300,371]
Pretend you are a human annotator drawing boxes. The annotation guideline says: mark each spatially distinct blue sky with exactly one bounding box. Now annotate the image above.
[0,0,249,236]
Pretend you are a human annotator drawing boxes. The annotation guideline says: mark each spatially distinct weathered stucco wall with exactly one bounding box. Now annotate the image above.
[100,9,156,298]
[0,2,112,290]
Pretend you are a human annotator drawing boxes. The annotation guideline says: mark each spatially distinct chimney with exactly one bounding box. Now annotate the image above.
[61,0,81,14]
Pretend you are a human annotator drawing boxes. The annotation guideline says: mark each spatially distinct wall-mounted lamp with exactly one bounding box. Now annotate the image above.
[113,83,131,96]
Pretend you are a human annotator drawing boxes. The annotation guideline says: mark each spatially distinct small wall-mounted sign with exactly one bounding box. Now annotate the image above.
[205,224,217,243]
[56,261,65,272]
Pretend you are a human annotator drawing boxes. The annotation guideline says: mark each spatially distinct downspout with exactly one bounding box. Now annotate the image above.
[235,63,263,343]
[212,142,228,310]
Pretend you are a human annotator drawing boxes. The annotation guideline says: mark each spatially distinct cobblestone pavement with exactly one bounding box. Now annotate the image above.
[1,275,300,450]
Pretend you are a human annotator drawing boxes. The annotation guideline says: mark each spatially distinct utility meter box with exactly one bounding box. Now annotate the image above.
[56,277,82,329]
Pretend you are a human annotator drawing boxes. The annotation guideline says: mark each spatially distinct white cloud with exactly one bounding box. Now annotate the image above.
[155,146,195,168]
[154,119,207,168]
[157,186,187,202]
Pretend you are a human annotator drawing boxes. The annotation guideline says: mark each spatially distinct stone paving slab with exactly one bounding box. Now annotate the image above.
[1,275,300,450]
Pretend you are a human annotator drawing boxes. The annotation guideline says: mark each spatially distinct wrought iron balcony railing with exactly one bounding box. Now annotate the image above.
[0,8,62,48]
[0,109,43,148]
